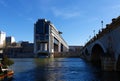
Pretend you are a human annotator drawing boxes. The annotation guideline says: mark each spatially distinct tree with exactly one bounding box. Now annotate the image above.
[1,55,14,68]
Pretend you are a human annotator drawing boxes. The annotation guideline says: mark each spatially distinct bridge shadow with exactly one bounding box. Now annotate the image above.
[100,71,120,81]
[91,44,104,67]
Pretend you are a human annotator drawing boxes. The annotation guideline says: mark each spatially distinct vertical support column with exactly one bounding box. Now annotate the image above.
[40,43,48,51]
[51,37,54,58]
[58,42,61,52]
[49,33,54,57]
[45,43,47,51]
[51,36,54,53]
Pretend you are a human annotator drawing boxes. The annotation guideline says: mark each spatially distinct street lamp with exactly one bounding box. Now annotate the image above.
[101,20,103,29]
[93,30,95,36]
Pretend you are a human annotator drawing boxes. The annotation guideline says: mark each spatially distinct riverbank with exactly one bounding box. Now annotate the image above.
[1,52,81,58]
[54,52,81,58]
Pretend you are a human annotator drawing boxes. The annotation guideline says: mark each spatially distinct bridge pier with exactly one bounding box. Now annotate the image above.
[101,57,115,71]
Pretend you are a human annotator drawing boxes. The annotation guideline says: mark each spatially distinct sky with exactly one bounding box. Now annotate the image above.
[0,0,120,46]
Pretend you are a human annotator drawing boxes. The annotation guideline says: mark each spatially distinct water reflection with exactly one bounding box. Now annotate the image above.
[11,58,120,81]
[34,58,64,81]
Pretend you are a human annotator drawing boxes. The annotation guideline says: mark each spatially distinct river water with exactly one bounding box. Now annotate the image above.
[10,58,120,81]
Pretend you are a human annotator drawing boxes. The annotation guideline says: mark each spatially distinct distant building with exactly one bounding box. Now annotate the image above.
[6,36,15,46]
[34,19,69,57]
[69,46,83,52]
[21,41,34,53]
[68,46,83,57]
[4,41,34,58]
[0,31,6,53]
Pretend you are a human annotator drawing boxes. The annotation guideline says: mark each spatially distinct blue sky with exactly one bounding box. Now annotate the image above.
[0,0,120,46]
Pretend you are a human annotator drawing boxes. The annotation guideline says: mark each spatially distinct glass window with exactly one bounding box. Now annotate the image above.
[54,38,59,45]
[36,21,45,34]
[45,24,49,34]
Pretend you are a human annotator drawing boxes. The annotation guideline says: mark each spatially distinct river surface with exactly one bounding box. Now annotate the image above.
[10,58,120,81]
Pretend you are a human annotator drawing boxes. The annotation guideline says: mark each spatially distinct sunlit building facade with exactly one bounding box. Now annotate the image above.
[0,31,6,53]
[0,31,6,48]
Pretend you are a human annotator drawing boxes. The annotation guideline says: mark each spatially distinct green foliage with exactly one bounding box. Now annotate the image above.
[1,55,14,67]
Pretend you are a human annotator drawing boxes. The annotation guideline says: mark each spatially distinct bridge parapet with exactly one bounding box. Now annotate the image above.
[82,16,120,71]
[85,16,120,47]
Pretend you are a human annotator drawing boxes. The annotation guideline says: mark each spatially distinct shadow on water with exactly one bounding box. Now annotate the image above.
[99,71,120,81]
[10,58,120,81]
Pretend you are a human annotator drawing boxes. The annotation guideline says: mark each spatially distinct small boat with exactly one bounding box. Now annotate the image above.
[0,64,14,80]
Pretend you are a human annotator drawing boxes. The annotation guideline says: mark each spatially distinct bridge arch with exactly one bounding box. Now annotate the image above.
[91,41,106,54]
[85,48,89,56]
[91,44,105,66]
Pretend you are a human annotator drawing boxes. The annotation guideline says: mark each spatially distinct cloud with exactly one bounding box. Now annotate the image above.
[51,7,81,19]
[0,0,7,7]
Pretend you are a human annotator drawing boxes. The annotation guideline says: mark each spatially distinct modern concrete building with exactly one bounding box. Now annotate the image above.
[6,36,15,46]
[0,31,6,53]
[34,19,69,57]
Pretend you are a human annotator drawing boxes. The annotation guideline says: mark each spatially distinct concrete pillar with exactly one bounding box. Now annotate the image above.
[50,35,54,53]
[45,43,47,51]
[49,35,54,58]
[40,43,48,51]
[58,42,61,52]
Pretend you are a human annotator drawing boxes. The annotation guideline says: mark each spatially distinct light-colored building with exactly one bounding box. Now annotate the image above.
[0,31,6,53]
[34,19,69,57]
[0,31,6,48]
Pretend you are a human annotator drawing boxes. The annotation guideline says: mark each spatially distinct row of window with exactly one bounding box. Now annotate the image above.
[36,35,49,41]
[35,22,49,34]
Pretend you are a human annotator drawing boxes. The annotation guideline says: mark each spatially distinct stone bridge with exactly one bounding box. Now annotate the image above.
[82,16,120,71]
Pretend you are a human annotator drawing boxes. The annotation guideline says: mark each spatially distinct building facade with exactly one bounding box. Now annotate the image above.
[34,19,69,57]
[0,31,6,53]
[6,36,15,46]
[4,41,34,58]
[69,46,83,52]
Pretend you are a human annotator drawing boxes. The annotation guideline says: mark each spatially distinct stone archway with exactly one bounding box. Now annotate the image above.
[85,48,89,56]
[91,44,104,66]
